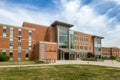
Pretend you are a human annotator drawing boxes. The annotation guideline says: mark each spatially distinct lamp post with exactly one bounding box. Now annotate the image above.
[18,36,21,68]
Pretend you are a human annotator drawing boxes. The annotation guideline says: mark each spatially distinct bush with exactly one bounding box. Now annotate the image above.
[34,59,44,64]
[110,56,116,60]
[87,52,94,58]
[0,53,10,61]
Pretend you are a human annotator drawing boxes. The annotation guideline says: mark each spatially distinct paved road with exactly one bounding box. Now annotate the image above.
[0,60,120,68]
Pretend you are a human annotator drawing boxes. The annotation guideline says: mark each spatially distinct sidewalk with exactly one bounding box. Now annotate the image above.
[0,60,120,68]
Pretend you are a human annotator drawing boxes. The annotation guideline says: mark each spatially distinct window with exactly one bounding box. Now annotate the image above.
[28,30,32,50]
[80,46,83,49]
[2,49,6,55]
[26,50,29,60]
[10,27,13,37]
[10,52,13,56]
[57,26,69,48]
[18,28,22,53]
[18,28,22,36]
[10,41,13,46]
[10,27,13,50]
[3,26,6,37]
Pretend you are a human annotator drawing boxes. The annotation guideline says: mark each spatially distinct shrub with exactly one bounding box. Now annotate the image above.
[0,53,10,61]
[110,56,116,60]
[87,52,94,58]
[34,59,44,64]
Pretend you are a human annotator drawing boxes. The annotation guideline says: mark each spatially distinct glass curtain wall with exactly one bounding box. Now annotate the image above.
[57,25,69,48]
[94,38,101,57]
[69,29,74,49]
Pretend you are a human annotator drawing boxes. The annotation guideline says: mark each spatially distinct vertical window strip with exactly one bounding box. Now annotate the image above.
[3,26,6,37]
[10,27,13,50]
[18,28,22,36]
[28,30,32,50]
[18,28,22,56]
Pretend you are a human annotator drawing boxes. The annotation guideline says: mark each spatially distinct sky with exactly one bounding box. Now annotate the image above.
[0,0,120,47]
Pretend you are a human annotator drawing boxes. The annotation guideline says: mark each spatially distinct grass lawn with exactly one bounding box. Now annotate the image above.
[0,64,120,80]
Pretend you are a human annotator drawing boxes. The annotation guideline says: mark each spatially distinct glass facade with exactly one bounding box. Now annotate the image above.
[94,38,101,56]
[57,25,69,48]
[69,29,74,49]
[3,26,6,37]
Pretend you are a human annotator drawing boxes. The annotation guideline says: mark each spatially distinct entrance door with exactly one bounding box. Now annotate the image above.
[65,53,69,60]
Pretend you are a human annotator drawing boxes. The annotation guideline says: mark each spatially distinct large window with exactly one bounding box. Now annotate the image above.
[94,38,101,55]
[69,29,74,49]
[3,26,6,37]
[57,25,69,48]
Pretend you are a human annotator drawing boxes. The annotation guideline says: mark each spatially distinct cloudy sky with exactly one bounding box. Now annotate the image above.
[0,0,120,47]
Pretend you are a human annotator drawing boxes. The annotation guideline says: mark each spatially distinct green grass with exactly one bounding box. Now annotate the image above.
[0,64,120,80]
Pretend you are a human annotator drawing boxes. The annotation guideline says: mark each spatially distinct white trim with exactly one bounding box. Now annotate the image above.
[0,48,32,51]
[39,41,57,44]
[0,36,36,42]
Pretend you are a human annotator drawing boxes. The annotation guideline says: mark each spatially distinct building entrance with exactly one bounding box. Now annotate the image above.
[64,53,69,60]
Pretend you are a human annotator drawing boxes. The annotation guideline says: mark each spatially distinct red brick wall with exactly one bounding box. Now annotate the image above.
[33,42,40,60]
[74,31,94,54]
[0,24,34,60]
[44,43,57,60]
[34,41,58,61]
[22,22,48,42]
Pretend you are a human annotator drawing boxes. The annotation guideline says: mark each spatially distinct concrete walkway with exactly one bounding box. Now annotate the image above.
[54,60,120,67]
[0,60,120,68]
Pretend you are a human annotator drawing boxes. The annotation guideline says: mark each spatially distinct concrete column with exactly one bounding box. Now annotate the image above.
[62,51,65,60]
[60,50,62,60]
[69,53,70,60]
[74,54,76,60]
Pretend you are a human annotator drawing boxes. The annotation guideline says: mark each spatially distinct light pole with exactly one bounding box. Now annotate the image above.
[18,36,21,68]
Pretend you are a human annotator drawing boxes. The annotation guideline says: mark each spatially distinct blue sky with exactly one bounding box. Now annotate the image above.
[0,0,120,47]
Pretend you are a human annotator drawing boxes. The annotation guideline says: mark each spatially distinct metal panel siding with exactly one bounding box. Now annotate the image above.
[40,43,45,61]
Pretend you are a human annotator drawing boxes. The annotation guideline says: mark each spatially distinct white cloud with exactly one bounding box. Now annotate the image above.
[0,1,57,26]
[111,0,120,5]
[58,0,120,47]
[0,0,120,48]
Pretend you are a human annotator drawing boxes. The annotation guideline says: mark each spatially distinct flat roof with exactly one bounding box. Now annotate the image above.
[93,35,104,39]
[0,23,36,31]
[50,21,73,28]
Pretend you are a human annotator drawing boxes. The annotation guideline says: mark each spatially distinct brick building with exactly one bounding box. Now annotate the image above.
[0,21,103,61]
[101,47,120,59]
